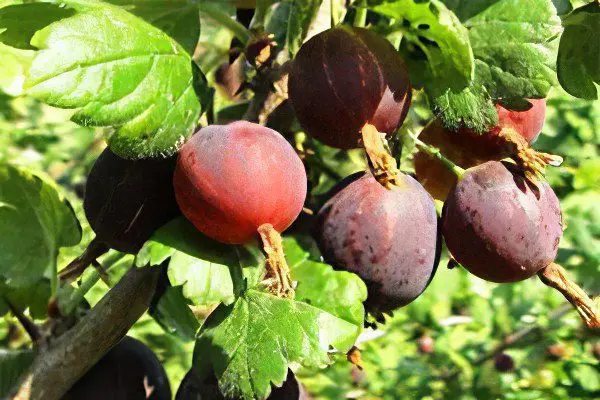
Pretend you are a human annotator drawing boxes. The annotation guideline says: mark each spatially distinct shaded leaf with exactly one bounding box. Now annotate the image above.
[557,2,600,100]
[0,163,81,288]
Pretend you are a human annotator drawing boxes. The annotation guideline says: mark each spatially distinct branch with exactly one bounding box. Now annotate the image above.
[11,266,160,400]
[538,262,600,328]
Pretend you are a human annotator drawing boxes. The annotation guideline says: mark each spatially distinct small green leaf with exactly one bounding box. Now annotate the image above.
[18,0,210,159]
[150,284,200,341]
[137,217,240,306]
[266,0,324,58]
[194,287,363,400]
[0,43,33,96]
[0,280,51,319]
[0,349,34,398]
[0,2,75,50]
[569,364,600,392]
[107,0,201,55]
[557,3,600,100]
[293,260,367,335]
[0,163,81,288]
[371,0,474,90]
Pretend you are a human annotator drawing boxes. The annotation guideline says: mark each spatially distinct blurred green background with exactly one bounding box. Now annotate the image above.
[1,33,599,400]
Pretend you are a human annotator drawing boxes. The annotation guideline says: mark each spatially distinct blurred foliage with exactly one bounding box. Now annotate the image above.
[0,2,598,398]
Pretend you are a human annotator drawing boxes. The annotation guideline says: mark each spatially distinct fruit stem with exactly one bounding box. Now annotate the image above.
[61,252,125,315]
[59,238,109,282]
[198,3,252,46]
[354,1,367,28]
[538,262,600,329]
[406,130,466,179]
[361,123,401,189]
[257,224,294,298]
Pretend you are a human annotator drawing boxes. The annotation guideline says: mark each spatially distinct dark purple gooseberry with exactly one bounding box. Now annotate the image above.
[289,26,411,149]
[316,172,440,314]
[63,336,171,400]
[175,369,308,400]
[84,148,180,253]
[442,161,563,283]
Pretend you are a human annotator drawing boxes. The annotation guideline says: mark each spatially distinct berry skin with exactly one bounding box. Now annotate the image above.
[494,353,515,372]
[63,337,171,400]
[415,99,546,200]
[442,161,562,283]
[316,173,439,314]
[418,336,435,354]
[289,26,411,149]
[84,148,179,253]
[174,121,307,244]
[496,99,546,143]
[176,369,308,400]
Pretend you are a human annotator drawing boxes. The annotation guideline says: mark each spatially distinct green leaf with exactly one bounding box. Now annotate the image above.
[551,0,572,16]
[0,280,51,319]
[428,63,498,131]
[194,287,363,400]
[371,0,474,90]
[107,0,201,55]
[293,260,367,333]
[0,163,81,288]
[465,0,561,99]
[150,284,200,341]
[0,43,33,96]
[432,0,561,131]
[17,0,210,159]
[0,349,34,398]
[0,2,75,50]
[569,364,600,392]
[284,236,367,330]
[557,3,600,100]
[137,217,240,306]
[266,0,324,58]
[573,159,600,190]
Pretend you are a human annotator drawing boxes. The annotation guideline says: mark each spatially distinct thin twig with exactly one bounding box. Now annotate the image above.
[3,297,41,343]
[440,302,577,380]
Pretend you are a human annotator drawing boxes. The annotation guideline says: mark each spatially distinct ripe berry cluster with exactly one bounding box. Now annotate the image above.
[79,25,563,317]
[73,23,578,399]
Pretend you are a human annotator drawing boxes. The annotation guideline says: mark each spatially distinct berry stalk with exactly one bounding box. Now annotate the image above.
[407,130,466,179]
[538,263,600,328]
[258,224,294,298]
[59,238,109,282]
[361,123,401,189]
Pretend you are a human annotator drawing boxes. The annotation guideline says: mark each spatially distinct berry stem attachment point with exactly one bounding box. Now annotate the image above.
[538,262,600,329]
[497,127,563,183]
[407,130,466,179]
[361,123,401,189]
[59,238,109,282]
[258,224,294,299]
